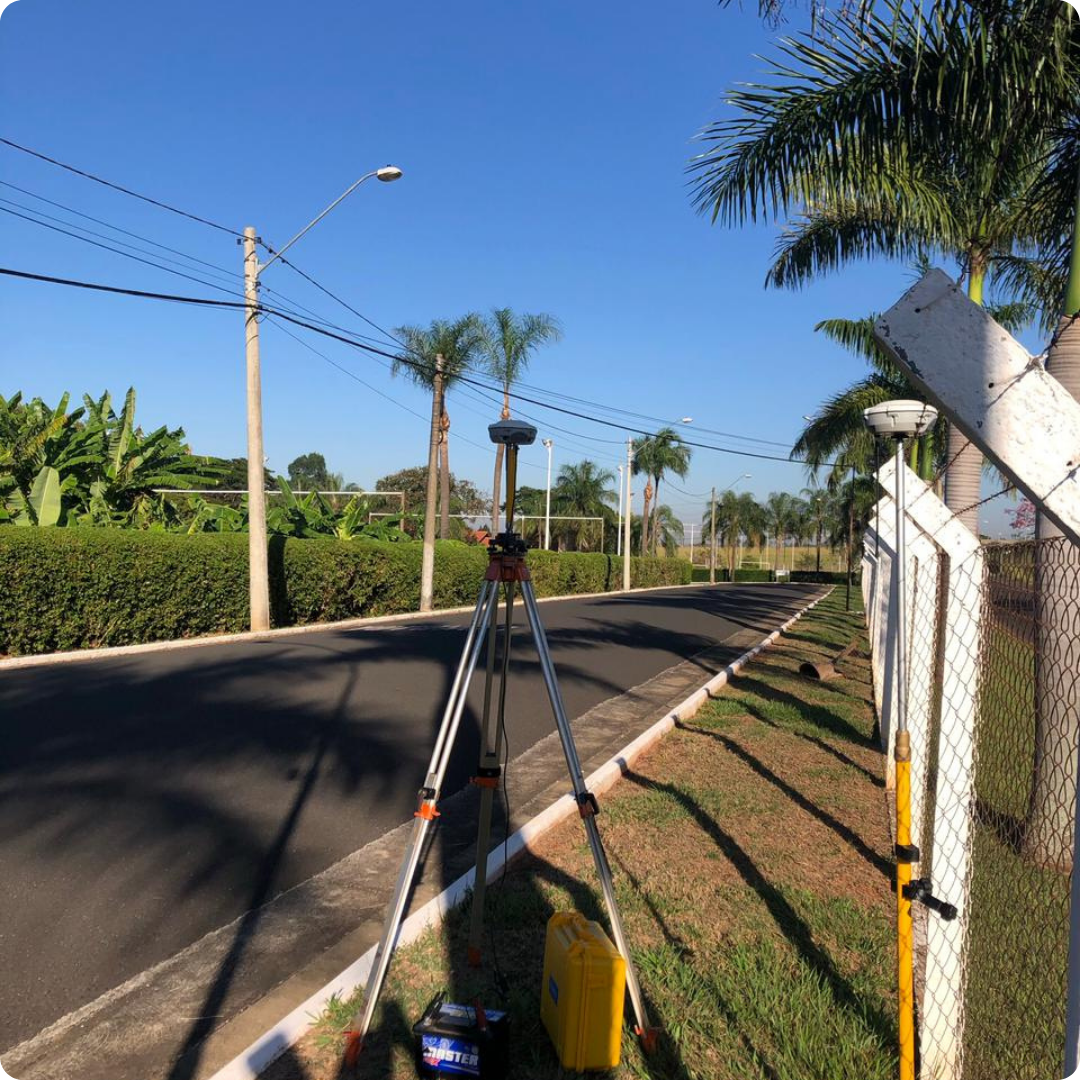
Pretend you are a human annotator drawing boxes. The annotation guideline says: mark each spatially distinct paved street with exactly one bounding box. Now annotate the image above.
[0,583,820,1058]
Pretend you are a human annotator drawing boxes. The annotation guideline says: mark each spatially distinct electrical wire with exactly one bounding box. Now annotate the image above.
[0,262,836,466]
[0,136,244,236]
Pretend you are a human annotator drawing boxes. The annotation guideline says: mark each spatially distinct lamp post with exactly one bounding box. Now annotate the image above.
[243,165,402,629]
[542,438,554,550]
[622,436,634,591]
[863,399,938,1080]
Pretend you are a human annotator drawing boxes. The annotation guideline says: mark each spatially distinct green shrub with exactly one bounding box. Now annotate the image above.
[733,568,774,582]
[789,570,856,584]
[0,529,691,656]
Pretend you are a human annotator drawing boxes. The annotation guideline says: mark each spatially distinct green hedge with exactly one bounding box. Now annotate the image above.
[0,529,690,656]
[690,566,777,583]
[789,570,856,584]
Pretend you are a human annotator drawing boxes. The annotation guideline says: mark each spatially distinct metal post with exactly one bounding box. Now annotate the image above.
[709,486,717,584]
[687,523,696,567]
[543,438,553,550]
[892,438,916,1080]
[243,227,270,632]
[420,355,445,612]
[847,463,855,610]
[622,437,633,591]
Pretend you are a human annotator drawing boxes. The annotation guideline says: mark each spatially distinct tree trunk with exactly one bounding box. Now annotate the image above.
[640,481,653,555]
[944,264,988,534]
[491,443,504,536]
[651,477,662,556]
[1026,312,1080,868]
[419,356,445,613]
[439,409,451,540]
[490,391,510,534]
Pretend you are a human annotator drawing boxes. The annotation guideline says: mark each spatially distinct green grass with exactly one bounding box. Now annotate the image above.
[297,588,895,1080]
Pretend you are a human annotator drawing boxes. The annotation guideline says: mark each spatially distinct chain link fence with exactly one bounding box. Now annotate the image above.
[866,520,1079,1080]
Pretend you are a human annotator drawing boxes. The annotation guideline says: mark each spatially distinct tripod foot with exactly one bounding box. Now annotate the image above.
[343,1031,363,1067]
[636,1026,661,1055]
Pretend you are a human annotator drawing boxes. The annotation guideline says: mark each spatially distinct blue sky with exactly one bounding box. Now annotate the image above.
[0,0,1016,534]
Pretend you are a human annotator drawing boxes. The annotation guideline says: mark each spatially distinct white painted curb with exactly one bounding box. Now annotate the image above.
[204,587,832,1080]
[0,579,767,671]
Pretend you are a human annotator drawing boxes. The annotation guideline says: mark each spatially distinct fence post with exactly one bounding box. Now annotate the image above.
[880,457,983,1080]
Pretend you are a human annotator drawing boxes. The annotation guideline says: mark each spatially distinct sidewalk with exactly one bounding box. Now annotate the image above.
[272,589,896,1080]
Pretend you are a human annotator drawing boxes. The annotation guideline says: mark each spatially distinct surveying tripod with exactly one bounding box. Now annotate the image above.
[344,419,657,1065]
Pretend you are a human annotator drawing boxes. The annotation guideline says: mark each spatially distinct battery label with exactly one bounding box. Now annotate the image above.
[420,1035,482,1076]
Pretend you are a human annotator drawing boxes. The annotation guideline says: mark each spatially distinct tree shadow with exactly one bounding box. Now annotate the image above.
[675,721,891,879]
[621,770,895,1052]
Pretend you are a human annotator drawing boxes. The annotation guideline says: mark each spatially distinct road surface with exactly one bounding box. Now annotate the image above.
[0,582,821,1056]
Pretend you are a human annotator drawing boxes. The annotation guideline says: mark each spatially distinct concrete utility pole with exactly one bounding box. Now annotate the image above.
[420,354,446,612]
[243,227,270,632]
[622,436,633,591]
[543,437,553,550]
[616,464,624,556]
[709,486,717,584]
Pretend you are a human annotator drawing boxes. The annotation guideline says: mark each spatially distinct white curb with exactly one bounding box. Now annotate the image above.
[204,586,831,1080]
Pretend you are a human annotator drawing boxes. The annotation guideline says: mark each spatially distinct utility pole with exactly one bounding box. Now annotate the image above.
[543,437,553,550]
[622,436,633,591]
[709,486,717,585]
[846,463,855,611]
[687,523,696,566]
[616,465,624,556]
[420,355,446,612]
[243,227,270,632]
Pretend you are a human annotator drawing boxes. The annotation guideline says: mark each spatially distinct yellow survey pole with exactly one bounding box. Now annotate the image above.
[896,729,916,1080]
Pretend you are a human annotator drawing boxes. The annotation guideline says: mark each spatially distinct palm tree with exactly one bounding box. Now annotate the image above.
[801,483,833,574]
[703,490,762,581]
[552,460,616,551]
[762,492,800,573]
[631,428,691,556]
[393,316,483,540]
[480,308,562,534]
[651,505,684,557]
[689,0,1076,531]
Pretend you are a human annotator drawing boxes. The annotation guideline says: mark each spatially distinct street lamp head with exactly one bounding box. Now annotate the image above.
[863,399,938,438]
[680,417,693,424]
[542,438,553,449]
[376,166,403,182]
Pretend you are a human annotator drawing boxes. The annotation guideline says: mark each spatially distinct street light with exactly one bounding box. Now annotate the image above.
[617,464,624,556]
[242,165,403,629]
[543,438,554,550]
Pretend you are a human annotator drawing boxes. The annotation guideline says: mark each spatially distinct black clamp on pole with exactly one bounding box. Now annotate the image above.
[576,791,601,818]
[901,878,959,921]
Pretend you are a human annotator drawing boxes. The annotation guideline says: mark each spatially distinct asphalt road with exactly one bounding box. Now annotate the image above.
[0,583,820,1052]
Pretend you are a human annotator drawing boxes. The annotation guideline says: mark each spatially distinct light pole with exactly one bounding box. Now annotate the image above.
[616,464,624,556]
[243,165,402,629]
[863,399,939,1080]
[543,438,554,550]
[687,523,697,565]
[622,436,634,591]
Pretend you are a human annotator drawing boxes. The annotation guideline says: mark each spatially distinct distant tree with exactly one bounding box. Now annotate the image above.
[552,460,616,551]
[375,466,487,521]
[479,307,563,532]
[208,458,276,492]
[1006,498,1036,538]
[287,452,331,492]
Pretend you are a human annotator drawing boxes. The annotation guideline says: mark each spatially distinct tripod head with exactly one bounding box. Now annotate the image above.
[488,419,537,549]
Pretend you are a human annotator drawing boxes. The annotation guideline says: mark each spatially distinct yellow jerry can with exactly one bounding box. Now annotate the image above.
[540,912,626,1071]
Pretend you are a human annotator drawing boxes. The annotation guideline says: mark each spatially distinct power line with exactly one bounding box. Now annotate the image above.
[0,262,833,466]
[0,136,243,237]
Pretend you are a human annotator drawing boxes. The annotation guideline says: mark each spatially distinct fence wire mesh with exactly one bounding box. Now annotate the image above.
[867,529,1078,1080]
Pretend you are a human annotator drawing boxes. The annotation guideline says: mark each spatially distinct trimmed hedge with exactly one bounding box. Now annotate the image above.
[789,570,857,584]
[0,529,691,656]
[690,566,776,583]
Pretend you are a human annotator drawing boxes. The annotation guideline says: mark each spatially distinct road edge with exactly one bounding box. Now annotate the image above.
[203,585,832,1080]
[0,580,780,671]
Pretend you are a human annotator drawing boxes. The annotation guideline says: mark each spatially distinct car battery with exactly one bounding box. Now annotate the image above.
[540,912,626,1071]
[413,996,509,1078]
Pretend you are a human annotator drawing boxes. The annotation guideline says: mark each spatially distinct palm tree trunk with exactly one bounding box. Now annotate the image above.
[1027,318,1080,867]
[651,476,662,556]
[490,388,510,534]
[491,444,504,535]
[640,481,653,555]
[439,409,451,540]
[944,262,988,534]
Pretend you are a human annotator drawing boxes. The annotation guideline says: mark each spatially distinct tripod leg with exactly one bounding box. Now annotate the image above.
[344,578,500,1063]
[520,580,659,1052]
[467,580,515,965]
